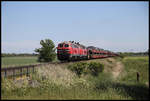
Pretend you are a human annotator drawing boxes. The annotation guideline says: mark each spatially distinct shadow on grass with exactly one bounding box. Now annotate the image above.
[95,81,149,100]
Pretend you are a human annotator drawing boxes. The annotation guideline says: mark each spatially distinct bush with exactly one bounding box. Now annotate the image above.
[67,62,104,77]
[68,62,88,77]
[88,62,104,76]
[119,53,125,59]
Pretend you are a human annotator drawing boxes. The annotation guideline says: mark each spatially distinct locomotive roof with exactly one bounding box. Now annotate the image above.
[60,41,86,48]
[87,46,104,50]
[72,43,86,48]
[87,46,96,49]
[61,41,72,44]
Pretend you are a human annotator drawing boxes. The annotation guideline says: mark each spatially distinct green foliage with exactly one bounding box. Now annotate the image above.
[1,79,15,96]
[88,72,113,91]
[119,53,125,59]
[88,62,104,76]
[35,39,56,62]
[67,62,87,77]
[118,51,148,57]
[68,62,104,77]
[1,53,38,57]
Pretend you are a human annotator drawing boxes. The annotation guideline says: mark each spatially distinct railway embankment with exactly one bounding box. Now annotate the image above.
[2,56,149,100]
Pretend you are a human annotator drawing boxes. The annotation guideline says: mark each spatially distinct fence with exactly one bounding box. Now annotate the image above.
[1,64,42,79]
[1,60,89,79]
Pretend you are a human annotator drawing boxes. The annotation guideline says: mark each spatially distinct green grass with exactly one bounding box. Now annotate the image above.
[1,56,60,68]
[1,56,149,100]
[1,56,39,68]
[115,56,149,100]
[124,56,149,60]
[121,56,149,83]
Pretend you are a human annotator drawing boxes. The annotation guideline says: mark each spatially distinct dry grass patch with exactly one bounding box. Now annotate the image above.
[36,64,78,87]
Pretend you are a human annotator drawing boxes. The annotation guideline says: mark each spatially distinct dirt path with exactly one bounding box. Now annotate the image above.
[112,61,124,79]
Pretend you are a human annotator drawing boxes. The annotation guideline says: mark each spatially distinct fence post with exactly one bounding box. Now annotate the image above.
[27,67,29,77]
[32,67,34,73]
[13,69,15,80]
[137,72,140,82]
[4,70,7,78]
[20,68,22,77]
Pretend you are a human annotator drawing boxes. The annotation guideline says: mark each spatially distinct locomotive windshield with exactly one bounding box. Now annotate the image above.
[64,44,69,47]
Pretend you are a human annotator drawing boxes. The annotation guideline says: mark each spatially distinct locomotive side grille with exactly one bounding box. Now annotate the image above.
[57,49,70,54]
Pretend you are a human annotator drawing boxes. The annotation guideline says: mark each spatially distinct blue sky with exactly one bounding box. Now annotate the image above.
[2,1,149,53]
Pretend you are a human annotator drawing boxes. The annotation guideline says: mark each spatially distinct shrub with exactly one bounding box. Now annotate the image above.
[88,62,104,76]
[67,62,104,77]
[68,62,88,77]
[119,53,125,59]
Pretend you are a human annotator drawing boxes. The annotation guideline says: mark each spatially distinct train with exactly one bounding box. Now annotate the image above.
[57,41,119,61]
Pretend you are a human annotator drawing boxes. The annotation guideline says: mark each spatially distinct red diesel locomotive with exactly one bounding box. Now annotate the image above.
[57,41,118,61]
[57,41,88,61]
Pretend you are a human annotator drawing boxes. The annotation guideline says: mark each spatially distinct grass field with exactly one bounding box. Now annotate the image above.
[121,56,149,84]
[1,56,149,100]
[1,56,39,68]
[1,56,59,68]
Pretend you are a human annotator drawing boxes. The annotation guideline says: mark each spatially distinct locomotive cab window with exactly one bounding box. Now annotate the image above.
[65,44,69,47]
[59,44,63,47]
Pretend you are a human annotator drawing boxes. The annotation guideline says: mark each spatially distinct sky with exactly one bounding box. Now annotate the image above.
[1,1,149,53]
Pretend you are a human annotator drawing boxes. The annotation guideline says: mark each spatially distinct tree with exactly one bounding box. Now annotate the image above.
[35,39,56,62]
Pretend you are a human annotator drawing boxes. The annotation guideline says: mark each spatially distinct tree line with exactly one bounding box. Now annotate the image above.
[118,51,148,57]
[1,53,38,57]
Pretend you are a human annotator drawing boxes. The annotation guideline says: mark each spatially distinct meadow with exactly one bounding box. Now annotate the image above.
[120,56,149,84]
[1,56,39,68]
[1,56,59,68]
[1,56,149,100]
